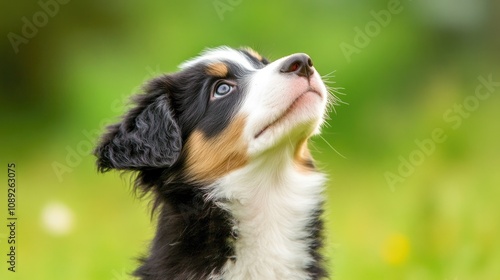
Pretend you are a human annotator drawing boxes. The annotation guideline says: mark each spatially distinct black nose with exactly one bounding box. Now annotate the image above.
[279,54,314,78]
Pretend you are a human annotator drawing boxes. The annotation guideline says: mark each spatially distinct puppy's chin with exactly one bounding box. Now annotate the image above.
[249,107,324,156]
[245,85,327,156]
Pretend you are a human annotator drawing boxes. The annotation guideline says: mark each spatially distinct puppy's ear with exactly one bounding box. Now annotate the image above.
[94,76,182,172]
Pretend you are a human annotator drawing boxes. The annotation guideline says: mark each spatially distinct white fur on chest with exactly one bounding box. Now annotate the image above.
[208,157,325,280]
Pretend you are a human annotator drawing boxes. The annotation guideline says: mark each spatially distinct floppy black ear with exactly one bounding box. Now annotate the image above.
[94,78,182,172]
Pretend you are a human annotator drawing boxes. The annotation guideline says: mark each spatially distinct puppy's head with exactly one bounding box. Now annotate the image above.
[95,47,329,182]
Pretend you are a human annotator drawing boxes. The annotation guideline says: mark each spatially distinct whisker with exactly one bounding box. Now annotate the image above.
[317,135,347,159]
[321,70,337,79]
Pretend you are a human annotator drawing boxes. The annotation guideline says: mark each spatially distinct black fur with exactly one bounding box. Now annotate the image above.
[134,182,234,279]
[306,208,327,279]
[95,88,181,171]
[94,59,251,279]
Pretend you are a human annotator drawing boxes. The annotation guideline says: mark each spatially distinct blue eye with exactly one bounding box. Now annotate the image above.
[213,82,234,98]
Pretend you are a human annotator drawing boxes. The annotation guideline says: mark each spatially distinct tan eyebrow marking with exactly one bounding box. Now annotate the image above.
[242,47,263,61]
[206,62,229,77]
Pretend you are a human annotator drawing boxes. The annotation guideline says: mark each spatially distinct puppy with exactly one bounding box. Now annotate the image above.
[94,46,331,280]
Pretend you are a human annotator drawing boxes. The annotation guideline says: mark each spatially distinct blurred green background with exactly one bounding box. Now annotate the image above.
[1,0,499,279]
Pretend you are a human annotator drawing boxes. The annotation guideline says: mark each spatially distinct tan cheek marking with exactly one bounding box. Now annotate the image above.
[294,138,315,173]
[243,47,263,62]
[184,117,248,182]
[206,62,229,77]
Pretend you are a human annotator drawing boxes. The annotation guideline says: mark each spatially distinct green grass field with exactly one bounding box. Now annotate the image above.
[1,0,499,279]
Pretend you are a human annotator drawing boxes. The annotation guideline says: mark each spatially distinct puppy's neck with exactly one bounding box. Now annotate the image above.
[210,147,326,280]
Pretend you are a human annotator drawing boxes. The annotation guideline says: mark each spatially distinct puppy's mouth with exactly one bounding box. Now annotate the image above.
[254,88,322,139]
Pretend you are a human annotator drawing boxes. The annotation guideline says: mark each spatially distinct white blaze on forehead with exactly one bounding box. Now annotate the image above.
[179,46,256,71]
